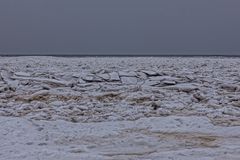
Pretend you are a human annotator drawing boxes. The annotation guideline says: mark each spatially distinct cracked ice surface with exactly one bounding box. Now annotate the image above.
[0,56,240,160]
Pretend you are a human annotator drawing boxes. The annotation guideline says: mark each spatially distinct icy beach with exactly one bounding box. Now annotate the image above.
[0,56,240,160]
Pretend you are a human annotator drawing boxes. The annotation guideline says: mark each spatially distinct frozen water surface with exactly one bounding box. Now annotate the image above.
[0,56,240,159]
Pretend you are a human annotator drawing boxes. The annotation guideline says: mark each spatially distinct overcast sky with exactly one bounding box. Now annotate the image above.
[0,0,240,55]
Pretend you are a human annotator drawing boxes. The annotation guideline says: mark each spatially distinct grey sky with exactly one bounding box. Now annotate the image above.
[0,0,240,55]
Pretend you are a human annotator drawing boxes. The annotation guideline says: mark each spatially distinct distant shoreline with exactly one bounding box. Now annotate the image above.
[1,54,240,57]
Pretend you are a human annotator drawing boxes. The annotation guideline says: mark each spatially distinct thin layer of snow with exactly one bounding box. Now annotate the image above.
[0,116,239,160]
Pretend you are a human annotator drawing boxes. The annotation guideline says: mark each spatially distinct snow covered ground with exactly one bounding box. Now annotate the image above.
[0,56,240,159]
